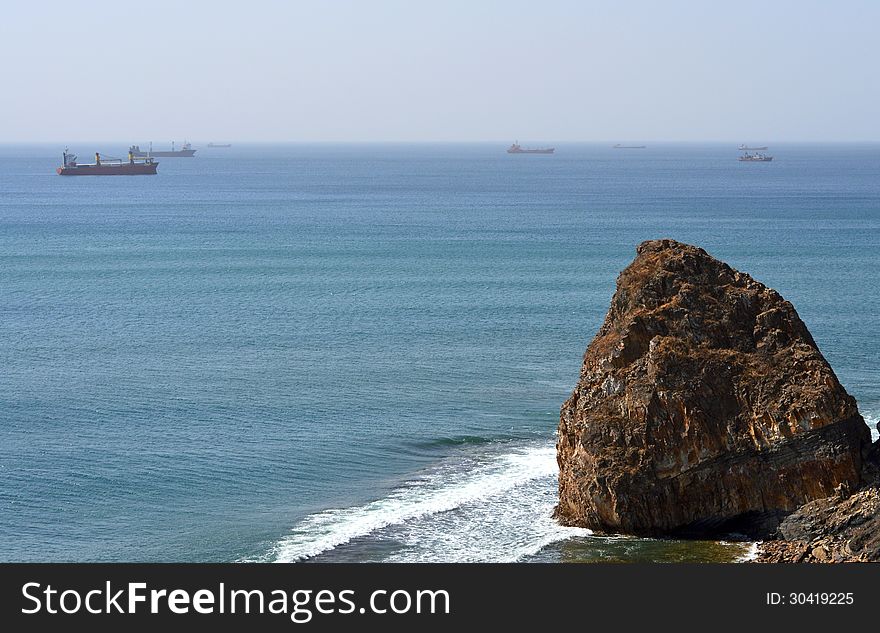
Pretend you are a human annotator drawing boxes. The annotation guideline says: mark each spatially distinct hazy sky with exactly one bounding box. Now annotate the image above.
[1,0,878,142]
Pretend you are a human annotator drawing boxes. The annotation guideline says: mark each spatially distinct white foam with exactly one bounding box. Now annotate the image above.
[735,541,761,562]
[862,408,879,441]
[266,440,591,563]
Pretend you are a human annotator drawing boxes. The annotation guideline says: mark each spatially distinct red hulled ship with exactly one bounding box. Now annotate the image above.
[57,149,159,175]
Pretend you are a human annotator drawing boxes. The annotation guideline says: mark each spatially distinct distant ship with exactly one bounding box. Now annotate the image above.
[738,152,773,162]
[738,144,768,150]
[206,143,231,148]
[613,144,647,149]
[130,141,196,157]
[57,149,158,175]
[507,142,554,154]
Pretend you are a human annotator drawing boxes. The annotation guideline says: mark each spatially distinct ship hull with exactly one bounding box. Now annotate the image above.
[57,163,159,175]
[738,157,773,162]
[131,150,196,157]
[507,148,555,154]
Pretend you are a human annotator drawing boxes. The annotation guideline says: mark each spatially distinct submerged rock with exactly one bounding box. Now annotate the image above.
[555,239,872,537]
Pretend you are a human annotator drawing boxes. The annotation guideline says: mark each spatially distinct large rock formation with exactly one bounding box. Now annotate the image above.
[556,239,872,537]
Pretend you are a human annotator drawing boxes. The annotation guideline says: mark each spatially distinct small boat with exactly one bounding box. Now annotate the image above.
[738,152,773,162]
[613,144,647,149]
[738,144,768,150]
[507,142,554,154]
[206,143,231,148]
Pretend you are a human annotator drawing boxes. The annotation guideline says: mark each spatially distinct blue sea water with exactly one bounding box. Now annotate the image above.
[0,143,878,562]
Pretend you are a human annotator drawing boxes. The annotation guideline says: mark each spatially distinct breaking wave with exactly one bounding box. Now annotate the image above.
[263,439,592,563]
[862,406,879,441]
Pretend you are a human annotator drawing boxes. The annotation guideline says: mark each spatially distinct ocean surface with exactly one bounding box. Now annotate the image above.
[1,142,878,562]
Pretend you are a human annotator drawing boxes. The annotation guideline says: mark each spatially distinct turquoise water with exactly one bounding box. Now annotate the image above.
[1,143,878,562]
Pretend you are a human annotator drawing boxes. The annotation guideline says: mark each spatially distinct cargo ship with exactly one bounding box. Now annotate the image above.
[738,152,773,162]
[129,141,196,157]
[738,144,768,150]
[206,143,231,148]
[507,142,554,154]
[613,144,647,149]
[57,149,158,176]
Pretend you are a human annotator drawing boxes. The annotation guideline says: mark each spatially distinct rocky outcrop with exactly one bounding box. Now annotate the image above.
[555,239,872,537]
[755,486,880,562]
[754,452,880,562]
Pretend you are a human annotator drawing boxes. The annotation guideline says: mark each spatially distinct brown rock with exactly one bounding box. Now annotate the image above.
[752,460,880,562]
[555,239,872,537]
[771,483,880,561]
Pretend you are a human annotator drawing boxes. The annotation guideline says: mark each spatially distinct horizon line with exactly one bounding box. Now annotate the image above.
[4,139,880,145]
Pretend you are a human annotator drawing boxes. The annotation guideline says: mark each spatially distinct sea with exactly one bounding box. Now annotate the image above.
[1,142,878,563]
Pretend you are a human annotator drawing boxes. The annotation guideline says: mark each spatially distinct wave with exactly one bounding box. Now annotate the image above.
[862,407,879,441]
[404,434,500,449]
[263,439,591,563]
[402,432,546,451]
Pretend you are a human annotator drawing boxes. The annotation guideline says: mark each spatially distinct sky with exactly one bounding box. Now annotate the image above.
[1,0,878,142]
